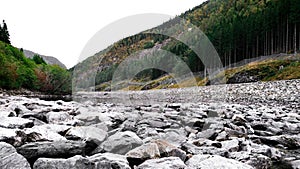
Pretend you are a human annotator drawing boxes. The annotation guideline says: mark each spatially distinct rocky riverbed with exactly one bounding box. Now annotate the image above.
[0,80,299,169]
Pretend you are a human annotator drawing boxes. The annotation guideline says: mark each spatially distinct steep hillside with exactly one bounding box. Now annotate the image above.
[22,49,66,69]
[73,0,300,91]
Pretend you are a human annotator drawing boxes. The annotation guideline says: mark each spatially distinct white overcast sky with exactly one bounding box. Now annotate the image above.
[1,0,205,68]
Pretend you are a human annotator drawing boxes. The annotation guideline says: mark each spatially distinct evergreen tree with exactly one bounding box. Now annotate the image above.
[32,54,46,65]
[0,20,10,44]
[0,24,2,42]
[290,0,300,54]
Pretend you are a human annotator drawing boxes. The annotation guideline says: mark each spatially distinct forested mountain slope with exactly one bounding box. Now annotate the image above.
[73,0,300,91]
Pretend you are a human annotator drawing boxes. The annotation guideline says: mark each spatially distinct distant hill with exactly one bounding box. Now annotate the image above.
[22,49,66,69]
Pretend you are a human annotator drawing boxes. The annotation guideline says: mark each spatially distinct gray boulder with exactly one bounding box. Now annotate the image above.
[220,138,240,152]
[126,143,160,160]
[245,154,272,169]
[137,157,186,169]
[153,139,186,161]
[91,122,109,132]
[0,117,33,129]
[138,118,170,129]
[0,127,17,140]
[65,126,108,144]
[0,128,44,147]
[7,103,29,116]
[74,109,110,126]
[186,154,254,169]
[90,153,131,169]
[126,143,160,167]
[0,109,16,117]
[196,129,218,140]
[0,142,31,169]
[33,155,90,169]
[94,131,143,155]
[157,129,187,147]
[24,125,69,141]
[291,160,300,169]
[46,111,72,124]
[17,140,97,163]
[33,153,131,169]
[227,71,260,84]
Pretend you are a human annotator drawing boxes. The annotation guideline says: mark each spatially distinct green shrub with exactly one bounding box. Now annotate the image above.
[143,41,155,49]
[32,54,46,65]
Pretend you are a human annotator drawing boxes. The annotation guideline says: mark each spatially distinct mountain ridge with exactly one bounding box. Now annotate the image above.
[22,49,66,69]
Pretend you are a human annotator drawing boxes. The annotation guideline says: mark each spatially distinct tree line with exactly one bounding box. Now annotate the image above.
[183,0,300,67]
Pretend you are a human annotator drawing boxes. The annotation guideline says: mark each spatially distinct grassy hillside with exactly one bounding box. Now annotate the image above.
[94,55,299,91]
[0,41,71,94]
[225,55,300,82]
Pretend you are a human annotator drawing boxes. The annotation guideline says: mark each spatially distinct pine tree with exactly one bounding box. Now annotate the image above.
[0,20,10,44]
[290,0,300,54]
[2,20,10,44]
[0,24,3,42]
